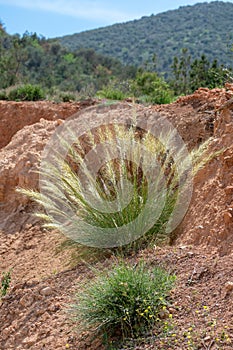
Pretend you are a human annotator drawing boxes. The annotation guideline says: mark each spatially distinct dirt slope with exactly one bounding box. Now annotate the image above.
[0,89,232,349]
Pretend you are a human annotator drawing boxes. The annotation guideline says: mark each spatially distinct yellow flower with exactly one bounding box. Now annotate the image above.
[149,314,153,318]
[65,344,70,349]
[144,309,149,313]
[169,313,173,319]
[171,333,176,337]
[203,305,209,310]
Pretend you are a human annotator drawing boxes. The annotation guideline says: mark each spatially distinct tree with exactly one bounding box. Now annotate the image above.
[189,54,210,91]
[171,49,228,95]
[190,55,228,91]
[171,48,191,95]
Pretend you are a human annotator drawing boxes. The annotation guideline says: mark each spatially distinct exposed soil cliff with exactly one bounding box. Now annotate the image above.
[0,89,232,349]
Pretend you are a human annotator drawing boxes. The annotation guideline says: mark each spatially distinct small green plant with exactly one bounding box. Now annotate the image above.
[72,262,175,343]
[97,87,127,100]
[59,92,76,102]
[0,90,7,100]
[97,79,130,101]
[1,269,12,297]
[7,84,45,101]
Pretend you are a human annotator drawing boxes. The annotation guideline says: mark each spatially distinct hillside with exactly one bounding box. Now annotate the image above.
[0,27,136,93]
[58,1,233,74]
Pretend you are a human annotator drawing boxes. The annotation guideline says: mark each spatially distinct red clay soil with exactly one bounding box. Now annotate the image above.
[0,99,96,149]
[0,88,232,349]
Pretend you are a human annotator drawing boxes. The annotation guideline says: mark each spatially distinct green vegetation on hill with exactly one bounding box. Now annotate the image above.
[0,23,137,98]
[0,5,232,104]
[58,1,233,75]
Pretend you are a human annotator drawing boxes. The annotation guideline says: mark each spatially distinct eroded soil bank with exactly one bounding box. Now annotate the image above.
[0,88,232,349]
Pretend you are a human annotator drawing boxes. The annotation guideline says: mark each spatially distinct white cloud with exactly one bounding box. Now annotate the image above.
[0,0,140,23]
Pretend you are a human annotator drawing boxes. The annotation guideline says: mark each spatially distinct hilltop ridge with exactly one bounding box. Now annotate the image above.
[58,1,233,73]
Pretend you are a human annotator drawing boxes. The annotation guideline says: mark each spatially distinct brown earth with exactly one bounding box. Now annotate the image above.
[0,88,232,349]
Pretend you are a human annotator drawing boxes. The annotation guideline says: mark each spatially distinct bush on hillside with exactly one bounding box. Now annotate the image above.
[72,262,176,342]
[7,84,45,101]
[131,71,174,104]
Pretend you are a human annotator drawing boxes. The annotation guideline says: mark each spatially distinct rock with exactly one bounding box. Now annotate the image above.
[40,286,53,296]
[224,186,233,195]
[225,281,233,295]
[19,294,34,308]
[204,335,211,341]
[35,307,45,316]
[223,211,232,224]
[187,251,194,257]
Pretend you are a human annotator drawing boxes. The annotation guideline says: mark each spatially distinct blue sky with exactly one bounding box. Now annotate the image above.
[0,0,232,38]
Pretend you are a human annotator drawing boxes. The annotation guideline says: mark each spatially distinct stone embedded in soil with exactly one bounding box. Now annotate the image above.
[225,281,233,295]
[40,286,53,296]
[223,211,233,224]
[19,294,34,308]
[224,186,233,195]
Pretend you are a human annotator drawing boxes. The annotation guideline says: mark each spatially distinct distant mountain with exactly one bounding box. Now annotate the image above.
[58,1,233,75]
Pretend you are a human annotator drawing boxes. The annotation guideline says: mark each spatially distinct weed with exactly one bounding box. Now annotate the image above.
[1,269,12,297]
[71,262,175,344]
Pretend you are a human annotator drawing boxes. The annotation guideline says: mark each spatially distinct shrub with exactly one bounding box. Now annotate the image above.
[8,84,45,101]
[131,71,174,104]
[17,117,217,249]
[0,90,7,100]
[72,262,176,342]
[97,79,131,100]
[59,92,76,102]
[17,122,180,247]
[1,270,12,297]
[97,87,127,100]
